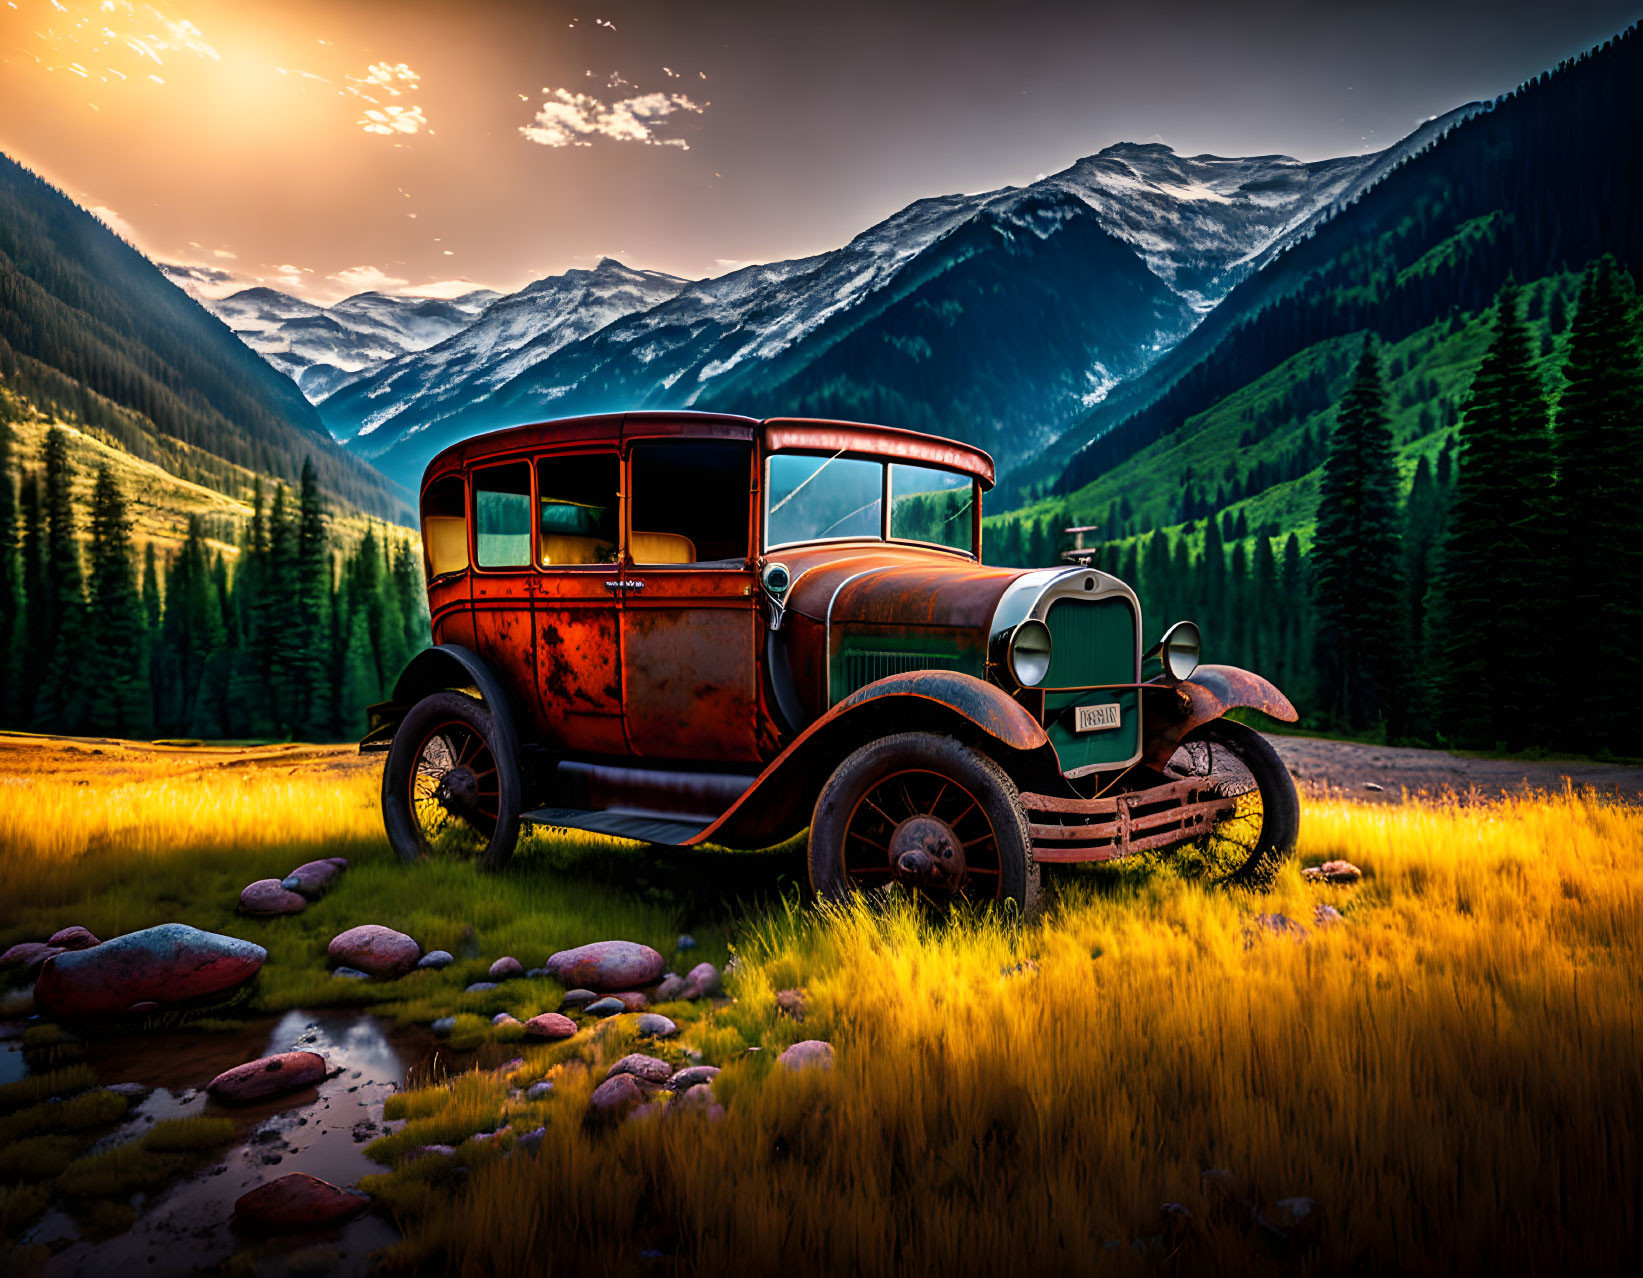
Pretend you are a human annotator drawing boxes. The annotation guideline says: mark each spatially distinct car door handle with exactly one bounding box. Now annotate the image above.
[605,579,644,592]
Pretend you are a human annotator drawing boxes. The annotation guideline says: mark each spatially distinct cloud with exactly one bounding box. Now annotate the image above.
[88,204,138,242]
[398,279,489,300]
[358,103,426,135]
[330,265,409,293]
[519,88,703,150]
[158,260,243,300]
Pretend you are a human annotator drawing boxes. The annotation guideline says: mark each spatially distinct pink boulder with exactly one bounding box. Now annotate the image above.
[544,940,664,992]
[606,1053,672,1085]
[778,1040,835,1072]
[489,956,525,981]
[34,924,266,1019]
[673,1083,725,1120]
[281,860,343,899]
[239,880,307,917]
[685,962,722,997]
[327,925,420,979]
[234,1173,370,1232]
[47,926,100,950]
[610,990,649,1011]
[1,942,64,973]
[587,1073,645,1122]
[208,1051,328,1102]
[523,1012,577,1040]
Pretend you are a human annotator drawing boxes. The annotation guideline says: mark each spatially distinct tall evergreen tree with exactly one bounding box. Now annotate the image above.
[37,427,86,731]
[1251,534,1278,674]
[292,459,332,737]
[1551,256,1643,750]
[1437,281,1559,747]
[1278,532,1309,707]
[1311,337,1407,733]
[1402,454,1449,737]
[0,423,17,717]
[84,465,150,735]
[16,471,45,723]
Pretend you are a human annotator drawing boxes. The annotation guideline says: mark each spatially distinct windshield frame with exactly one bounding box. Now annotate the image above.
[761,448,981,558]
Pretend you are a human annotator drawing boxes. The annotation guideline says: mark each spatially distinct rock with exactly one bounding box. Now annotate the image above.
[1362,781,1385,792]
[544,940,665,992]
[239,880,308,917]
[208,1051,328,1103]
[417,950,454,971]
[402,1144,455,1163]
[233,1173,370,1232]
[775,988,806,1021]
[526,1081,554,1101]
[654,973,688,1002]
[610,991,648,1012]
[525,967,550,979]
[465,982,498,994]
[431,1017,456,1035]
[587,1073,644,1122]
[606,1054,672,1085]
[672,1082,725,1119]
[584,997,625,1017]
[47,926,100,950]
[559,988,598,1010]
[1246,913,1309,947]
[325,857,349,869]
[516,1126,546,1154]
[281,860,343,899]
[1321,859,1362,884]
[676,934,698,951]
[684,962,721,997]
[332,967,370,981]
[523,1013,577,1041]
[492,1013,520,1027]
[33,924,266,1019]
[327,925,419,979]
[0,942,64,973]
[1314,904,1344,928]
[667,1065,721,1092]
[489,956,525,981]
[635,1013,677,1039]
[778,1040,834,1072]
[106,1082,152,1099]
[1275,1196,1315,1226]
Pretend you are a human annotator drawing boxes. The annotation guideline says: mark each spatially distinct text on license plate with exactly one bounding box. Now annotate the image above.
[1074,702,1122,733]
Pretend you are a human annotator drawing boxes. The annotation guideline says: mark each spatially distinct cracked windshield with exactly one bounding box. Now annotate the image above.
[766,454,974,552]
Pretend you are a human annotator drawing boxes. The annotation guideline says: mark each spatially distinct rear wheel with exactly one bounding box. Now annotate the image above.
[808,732,1040,918]
[382,691,520,870]
[1161,718,1298,886]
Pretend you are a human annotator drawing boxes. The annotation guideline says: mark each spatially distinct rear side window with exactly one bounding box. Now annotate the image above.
[628,441,752,565]
[536,452,620,566]
[473,462,532,569]
[421,474,468,578]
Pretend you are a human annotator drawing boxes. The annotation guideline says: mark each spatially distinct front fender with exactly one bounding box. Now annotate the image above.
[1140,663,1298,768]
[360,644,522,755]
[689,670,1058,849]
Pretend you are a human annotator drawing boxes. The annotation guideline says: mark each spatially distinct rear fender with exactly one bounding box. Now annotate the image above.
[360,644,523,756]
[690,670,1060,849]
[1140,663,1298,768]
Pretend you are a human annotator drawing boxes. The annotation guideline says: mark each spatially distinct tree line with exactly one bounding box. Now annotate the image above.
[0,431,426,741]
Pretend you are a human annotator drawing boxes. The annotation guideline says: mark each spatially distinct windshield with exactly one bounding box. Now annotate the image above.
[765,452,977,554]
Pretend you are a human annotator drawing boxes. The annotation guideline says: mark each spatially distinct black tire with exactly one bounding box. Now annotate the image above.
[382,691,521,871]
[1163,718,1299,886]
[808,731,1041,919]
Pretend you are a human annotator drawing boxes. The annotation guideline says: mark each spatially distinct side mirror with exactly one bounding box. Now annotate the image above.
[761,562,791,630]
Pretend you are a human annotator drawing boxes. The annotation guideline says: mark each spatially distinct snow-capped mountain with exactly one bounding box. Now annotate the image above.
[198,285,500,402]
[317,258,689,444]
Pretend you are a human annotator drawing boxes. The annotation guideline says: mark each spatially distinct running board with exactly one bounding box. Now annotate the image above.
[519,807,713,847]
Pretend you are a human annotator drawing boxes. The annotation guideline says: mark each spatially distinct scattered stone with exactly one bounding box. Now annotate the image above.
[523,1013,577,1041]
[465,982,498,994]
[525,967,550,979]
[775,988,806,1022]
[584,997,625,1017]
[672,1083,724,1120]
[1303,859,1363,885]
[684,962,721,997]
[676,934,698,951]
[431,1017,456,1035]
[350,1120,377,1143]
[635,1013,677,1039]
[492,1013,520,1028]
[106,1082,152,1099]
[325,857,349,869]
[653,973,688,1002]
[34,924,267,1019]
[497,1057,526,1074]
[417,950,454,971]
[281,860,344,899]
[233,1173,370,1232]
[332,967,370,981]
[610,991,649,1012]
[489,956,525,982]
[668,1065,720,1092]
[516,1126,546,1154]
[209,1051,328,1103]
[544,940,665,992]
[0,942,64,973]
[1362,781,1385,792]
[239,880,308,917]
[559,988,598,1010]
[1248,913,1309,945]
[47,926,99,950]
[327,925,419,979]
[403,1144,456,1163]
[526,1081,554,1101]
[587,1073,644,1122]
[606,1054,672,1085]
[778,1040,834,1071]
[1314,904,1344,928]
[1275,1196,1315,1226]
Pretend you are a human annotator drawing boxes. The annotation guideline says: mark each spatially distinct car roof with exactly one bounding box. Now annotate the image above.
[423,411,995,490]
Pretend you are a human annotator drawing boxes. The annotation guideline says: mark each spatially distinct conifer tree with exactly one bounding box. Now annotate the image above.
[16,471,45,722]
[291,459,332,736]
[1402,454,1448,737]
[37,426,86,731]
[1551,256,1643,750]
[1251,534,1277,674]
[84,465,150,736]
[1278,533,1309,707]
[0,423,17,716]
[1311,337,1407,733]
[1437,282,1559,747]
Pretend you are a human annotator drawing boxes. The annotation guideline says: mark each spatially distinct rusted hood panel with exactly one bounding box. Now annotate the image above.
[777,545,1025,630]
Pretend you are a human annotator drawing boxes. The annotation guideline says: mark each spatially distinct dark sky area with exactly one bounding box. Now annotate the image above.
[1,0,1637,300]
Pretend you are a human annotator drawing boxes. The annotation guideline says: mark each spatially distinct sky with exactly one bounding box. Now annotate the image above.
[1,0,1638,304]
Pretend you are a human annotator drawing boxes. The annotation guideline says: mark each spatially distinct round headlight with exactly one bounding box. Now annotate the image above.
[1008,619,1053,688]
[1161,620,1201,682]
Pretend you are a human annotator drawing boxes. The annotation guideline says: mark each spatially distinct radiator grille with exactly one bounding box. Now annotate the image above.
[840,649,961,696]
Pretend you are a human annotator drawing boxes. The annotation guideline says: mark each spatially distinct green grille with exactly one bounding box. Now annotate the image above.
[1042,596,1140,771]
[839,648,961,697]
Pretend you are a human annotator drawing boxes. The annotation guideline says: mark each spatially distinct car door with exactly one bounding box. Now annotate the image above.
[531,448,627,755]
[468,459,538,732]
[619,437,763,763]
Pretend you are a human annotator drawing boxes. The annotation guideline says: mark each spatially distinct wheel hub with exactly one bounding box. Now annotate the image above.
[435,765,479,816]
[888,814,966,891]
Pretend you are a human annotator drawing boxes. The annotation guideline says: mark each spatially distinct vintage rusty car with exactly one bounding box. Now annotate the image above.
[365,411,1300,914]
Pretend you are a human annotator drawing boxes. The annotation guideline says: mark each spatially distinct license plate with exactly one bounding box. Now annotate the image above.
[1074,702,1122,733]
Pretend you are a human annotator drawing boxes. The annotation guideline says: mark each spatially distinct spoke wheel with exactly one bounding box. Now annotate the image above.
[810,732,1039,918]
[1160,719,1298,886]
[383,691,520,870]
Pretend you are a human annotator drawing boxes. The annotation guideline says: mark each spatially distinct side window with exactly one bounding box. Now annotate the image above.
[536,452,620,566]
[628,441,752,565]
[421,474,468,578]
[472,462,532,569]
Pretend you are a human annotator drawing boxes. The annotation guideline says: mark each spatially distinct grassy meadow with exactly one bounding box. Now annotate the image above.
[1,737,1639,1275]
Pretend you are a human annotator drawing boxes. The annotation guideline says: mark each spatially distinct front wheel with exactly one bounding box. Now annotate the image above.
[382,691,521,870]
[1161,718,1298,886]
[808,732,1041,918]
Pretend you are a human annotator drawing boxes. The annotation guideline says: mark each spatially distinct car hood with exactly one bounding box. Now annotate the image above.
[775,545,1046,632]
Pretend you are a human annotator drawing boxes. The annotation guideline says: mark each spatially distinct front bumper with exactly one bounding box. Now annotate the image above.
[1019,778,1236,863]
